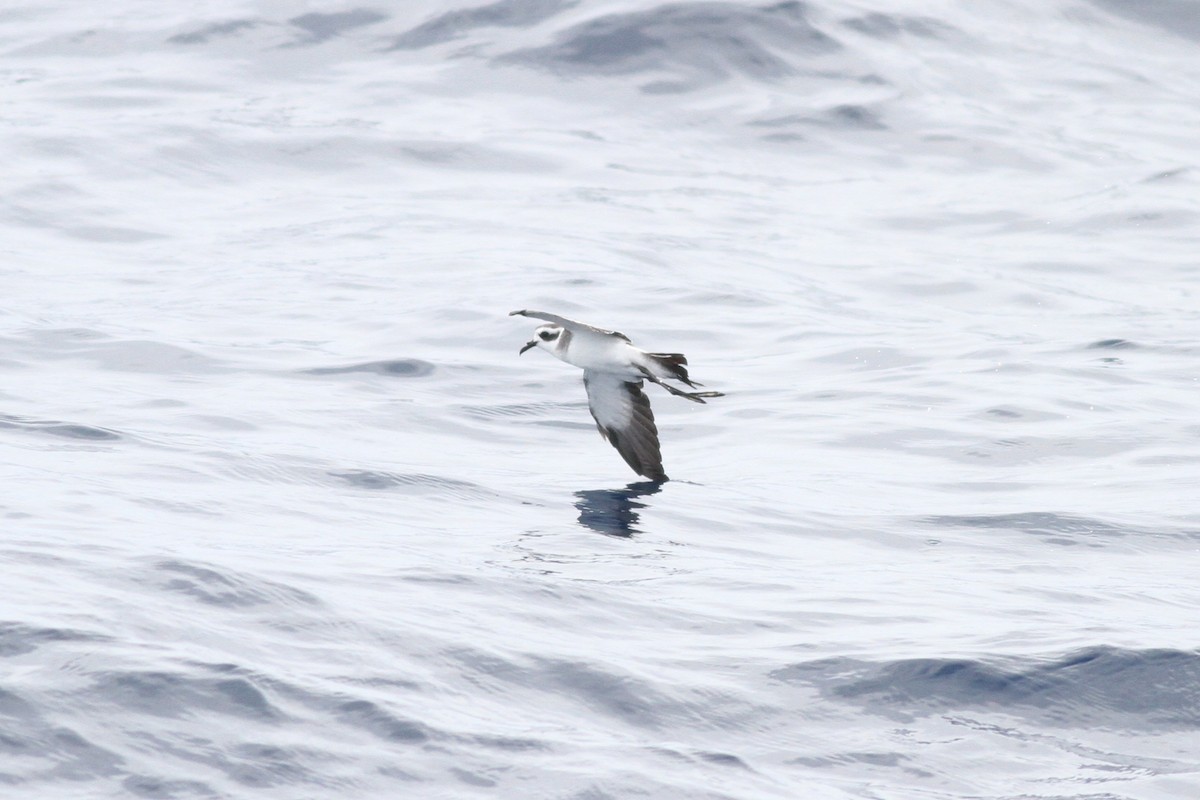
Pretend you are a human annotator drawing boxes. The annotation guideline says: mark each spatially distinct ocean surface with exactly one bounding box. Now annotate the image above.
[3,1,1199,797]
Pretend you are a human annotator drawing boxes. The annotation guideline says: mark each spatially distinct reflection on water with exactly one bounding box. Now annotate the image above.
[574,481,664,537]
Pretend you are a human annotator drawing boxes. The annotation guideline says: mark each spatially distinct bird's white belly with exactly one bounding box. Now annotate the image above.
[561,337,642,377]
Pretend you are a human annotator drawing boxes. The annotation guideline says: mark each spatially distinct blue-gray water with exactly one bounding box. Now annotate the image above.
[3,1,1199,797]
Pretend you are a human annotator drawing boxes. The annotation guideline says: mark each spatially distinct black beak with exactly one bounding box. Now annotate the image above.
[519,340,537,355]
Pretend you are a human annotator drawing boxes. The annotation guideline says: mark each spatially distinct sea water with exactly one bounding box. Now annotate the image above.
[2,2,1199,797]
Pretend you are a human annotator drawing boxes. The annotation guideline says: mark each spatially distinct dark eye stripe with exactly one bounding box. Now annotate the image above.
[539,330,556,341]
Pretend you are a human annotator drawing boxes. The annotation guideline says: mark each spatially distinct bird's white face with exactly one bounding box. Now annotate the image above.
[519,324,563,355]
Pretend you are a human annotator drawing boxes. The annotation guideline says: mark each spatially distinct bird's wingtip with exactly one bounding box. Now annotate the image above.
[508,309,526,317]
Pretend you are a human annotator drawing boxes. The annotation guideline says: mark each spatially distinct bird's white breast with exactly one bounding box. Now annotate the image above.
[559,333,641,377]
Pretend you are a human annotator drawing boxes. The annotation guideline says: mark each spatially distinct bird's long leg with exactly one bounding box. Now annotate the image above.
[637,367,725,404]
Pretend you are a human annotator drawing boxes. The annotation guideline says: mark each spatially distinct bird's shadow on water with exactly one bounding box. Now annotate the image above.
[574,481,664,538]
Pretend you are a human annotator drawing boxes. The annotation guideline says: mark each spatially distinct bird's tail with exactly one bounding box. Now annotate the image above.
[647,353,700,387]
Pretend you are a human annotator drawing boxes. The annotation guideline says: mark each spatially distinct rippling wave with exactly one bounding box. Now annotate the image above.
[3,1,1198,797]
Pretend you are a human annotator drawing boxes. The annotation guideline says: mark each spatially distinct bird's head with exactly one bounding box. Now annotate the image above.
[519,324,563,355]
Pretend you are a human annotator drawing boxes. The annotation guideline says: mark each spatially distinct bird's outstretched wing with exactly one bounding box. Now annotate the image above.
[509,310,630,342]
[583,370,667,482]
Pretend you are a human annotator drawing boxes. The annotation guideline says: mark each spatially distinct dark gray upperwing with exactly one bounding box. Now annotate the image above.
[582,371,667,482]
[509,310,631,342]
